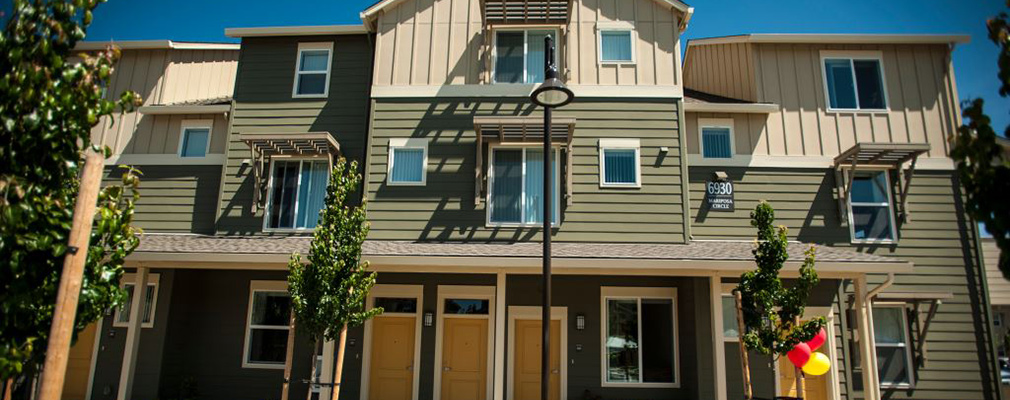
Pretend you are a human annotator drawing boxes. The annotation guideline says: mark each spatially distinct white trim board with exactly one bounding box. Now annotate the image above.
[137,105,230,115]
[506,306,568,400]
[688,34,971,47]
[359,284,424,400]
[104,154,226,166]
[370,84,685,99]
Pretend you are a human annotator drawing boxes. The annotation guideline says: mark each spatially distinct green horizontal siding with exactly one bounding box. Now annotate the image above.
[217,35,372,235]
[103,165,221,234]
[689,166,996,400]
[367,98,684,243]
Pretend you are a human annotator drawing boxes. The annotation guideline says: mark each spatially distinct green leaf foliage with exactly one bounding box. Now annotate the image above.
[736,202,825,357]
[0,0,143,381]
[288,158,380,342]
[951,1,1010,278]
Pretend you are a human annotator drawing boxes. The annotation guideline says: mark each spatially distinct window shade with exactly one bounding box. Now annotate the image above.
[601,31,632,62]
[391,148,424,183]
[603,148,637,184]
[702,127,732,158]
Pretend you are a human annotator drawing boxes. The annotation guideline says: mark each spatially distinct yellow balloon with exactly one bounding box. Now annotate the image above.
[801,352,831,376]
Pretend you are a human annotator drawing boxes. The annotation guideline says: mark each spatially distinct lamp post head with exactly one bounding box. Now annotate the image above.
[531,34,574,108]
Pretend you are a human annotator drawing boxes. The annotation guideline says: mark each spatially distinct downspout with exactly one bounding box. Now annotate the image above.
[866,272,895,301]
[972,216,1005,400]
[862,272,893,400]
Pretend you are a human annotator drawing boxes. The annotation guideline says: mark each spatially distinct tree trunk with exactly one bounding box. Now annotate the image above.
[734,291,752,400]
[4,378,13,400]
[281,313,297,400]
[306,339,320,400]
[329,325,348,400]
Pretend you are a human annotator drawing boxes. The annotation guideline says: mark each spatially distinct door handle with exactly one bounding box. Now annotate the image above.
[406,365,413,371]
[551,369,559,374]
[443,366,451,372]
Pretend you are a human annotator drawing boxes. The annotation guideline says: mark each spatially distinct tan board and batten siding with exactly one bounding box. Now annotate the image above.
[983,239,1010,305]
[683,43,960,158]
[366,99,684,243]
[371,0,682,86]
[91,48,238,155]
[217,35,373,234]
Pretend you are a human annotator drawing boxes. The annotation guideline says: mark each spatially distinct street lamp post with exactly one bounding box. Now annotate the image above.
[530,34,573,400]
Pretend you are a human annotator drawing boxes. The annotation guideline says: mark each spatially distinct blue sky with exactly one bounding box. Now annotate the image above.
[4,0,1007,130]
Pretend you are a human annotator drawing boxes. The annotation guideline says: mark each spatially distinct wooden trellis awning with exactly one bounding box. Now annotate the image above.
[473,116,577,206]
[483,0,569,24]
[833,142,930,223]
[854,291,953,366]
[240,132,341,212]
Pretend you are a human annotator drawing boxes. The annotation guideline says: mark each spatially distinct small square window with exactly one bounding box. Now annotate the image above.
[823,55,887,111]
[600,30,633,63]
[388,139,427,185]
[114,273,160,329]
[848,171,896,242]
[598,139,640,187]
[293,43,332,97]
[701,127,733,159]
[179,127,210,158]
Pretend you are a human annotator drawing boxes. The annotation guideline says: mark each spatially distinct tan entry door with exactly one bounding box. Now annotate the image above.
[62,322,98,400]
[778,353,829,400]
[369,316,416,400]
[513,320,561,400]
[441,318,489,400]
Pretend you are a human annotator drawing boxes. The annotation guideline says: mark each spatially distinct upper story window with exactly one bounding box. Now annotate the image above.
[266,159,329,230]
[598,25,634,64]
[822,52,887,111]
[847,171,896,242]
[599,139,640,187]
[494,29,558,84]
[243,281,291,369]
[488,146,559,225]
[698,118,734,159]
[387,138,427,186]
[178,120,212,158]
[293,43,333,98]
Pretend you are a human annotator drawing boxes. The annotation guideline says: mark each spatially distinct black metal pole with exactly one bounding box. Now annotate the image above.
[541,34,554,400]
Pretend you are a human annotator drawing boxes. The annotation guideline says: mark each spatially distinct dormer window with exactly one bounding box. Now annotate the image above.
[494,29,558,84]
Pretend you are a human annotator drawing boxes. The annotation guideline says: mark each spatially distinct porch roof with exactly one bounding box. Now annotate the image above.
[130,235,911,276]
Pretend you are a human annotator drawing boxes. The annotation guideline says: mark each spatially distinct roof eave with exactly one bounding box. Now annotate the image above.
[688,33,971,47]
[224,25,368,38]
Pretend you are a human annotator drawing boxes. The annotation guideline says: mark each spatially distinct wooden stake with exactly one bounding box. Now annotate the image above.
[37,149,105,400]
[329,325,348,400]
[4,378,13,400]
[734,291,752,400]
[794,317,804,399]
[281,312,297,400]
[306,339,319,400]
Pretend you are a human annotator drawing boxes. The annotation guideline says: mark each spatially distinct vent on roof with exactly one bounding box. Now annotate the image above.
[483,0,569,24]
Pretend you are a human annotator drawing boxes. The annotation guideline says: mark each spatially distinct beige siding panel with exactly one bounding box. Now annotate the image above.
[984,240,1010,305]
[683,42,757,101]
[160,49,238,104]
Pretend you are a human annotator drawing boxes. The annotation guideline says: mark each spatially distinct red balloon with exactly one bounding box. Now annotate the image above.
[806,328,828,351]
[787,342,812,367]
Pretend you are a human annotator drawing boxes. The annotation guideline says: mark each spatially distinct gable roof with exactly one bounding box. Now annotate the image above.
[360,0,693,31]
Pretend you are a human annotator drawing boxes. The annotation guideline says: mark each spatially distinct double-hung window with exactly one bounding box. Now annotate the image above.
[852,305,915,388]
[243,281,291,369]
[387,138,427,185]
[114,273,160,329]
[698,119,734,159]
[178,120,212,158]
[494,29,557,84]
[601,287,678,387]
[822,53,887,111]
[293,43,332,97]
[266,159,329,230]
[598,28,634,63]
[848,171,896,242]
[599,139,640,187]
[488,147,559,225]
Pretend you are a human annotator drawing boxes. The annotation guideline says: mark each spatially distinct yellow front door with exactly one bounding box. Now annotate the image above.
[62,322,98,400]
[369,316,416,400]
[441,318,489,400]
[778,353,829,400]
[513,319,561,400]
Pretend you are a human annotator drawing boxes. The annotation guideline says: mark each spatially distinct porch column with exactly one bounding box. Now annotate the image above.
[117,266,148,400]
[493,270,506,400]
[853,276,880,400]
[709,276,728,400]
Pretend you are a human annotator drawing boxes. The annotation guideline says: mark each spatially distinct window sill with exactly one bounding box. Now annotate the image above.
[826,108,889,115]
[262,228,316,233]
[849,238,897,245]
[599,60,636,65]
[600,382,679,389]
[387,180,426,186]
[112,323,155,329]
[599,182,641,189]
[486,222,560,228]
[241,362,287,370]
[292,93,328,99]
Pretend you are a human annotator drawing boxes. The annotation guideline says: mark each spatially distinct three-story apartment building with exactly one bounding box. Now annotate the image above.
[71,2,1001,400]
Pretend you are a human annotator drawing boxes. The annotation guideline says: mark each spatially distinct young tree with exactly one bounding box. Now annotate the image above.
[0,0,142,392]
[287,158,379,400]
[735,201,825,399]
[951,1,1010,278]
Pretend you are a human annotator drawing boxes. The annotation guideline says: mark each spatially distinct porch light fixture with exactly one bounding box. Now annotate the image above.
[423,311,434,327]
[530,34,574,400]
[576,314,585,330]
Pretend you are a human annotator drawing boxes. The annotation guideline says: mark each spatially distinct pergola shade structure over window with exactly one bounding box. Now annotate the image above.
[240,132,341,212]
[482,0,569,24]
[473,116,576,206]
[833,142,930,223]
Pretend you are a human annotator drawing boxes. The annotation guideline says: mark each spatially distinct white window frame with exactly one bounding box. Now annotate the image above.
[113,273,161,329]
[820,50,889,113]
[873,303,916,389]
[486,144,562,227]
[262,156,330,233]
[596,22,636,65]
[292,42,333,98]
[491,28,561,84]
[697,118,735,159]
[177,120,213,158]
[387,138,428,186]
[846,168,898,244]
[600,286,680,388]
[719,284,740,343]
[598,138,641,188]
[242,280,290,369]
